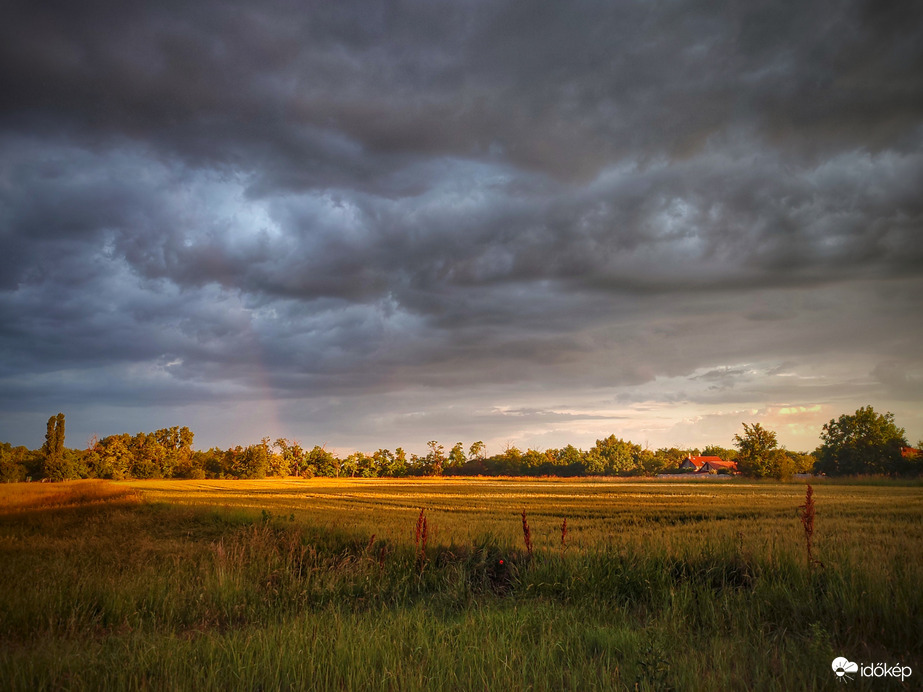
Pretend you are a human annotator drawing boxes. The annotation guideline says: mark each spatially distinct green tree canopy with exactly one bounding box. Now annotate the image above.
[585,435,644,475]
[702,445,737,461]
[422,440,445,476]
[815,406,909,476]
[468,441,486,461]
[0,443,30,482]
[733,423,787,479]
[448,443,466,469]
[306,445,338,477]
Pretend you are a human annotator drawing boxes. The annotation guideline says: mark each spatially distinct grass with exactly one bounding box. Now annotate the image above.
[0,477,920,690]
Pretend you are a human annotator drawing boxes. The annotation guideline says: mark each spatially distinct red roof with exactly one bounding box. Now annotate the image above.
[685,456,725,467]
[901,447,920,458]
[699,460,738,471]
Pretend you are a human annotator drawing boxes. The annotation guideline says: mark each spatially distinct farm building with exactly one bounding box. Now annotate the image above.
[698,459,738,473]
[679,455,723,471]
[678,455,739,474]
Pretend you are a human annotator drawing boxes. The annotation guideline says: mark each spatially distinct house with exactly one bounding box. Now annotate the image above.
[698,459,738,474]
[900,447,920,458]
[679,455,723,471]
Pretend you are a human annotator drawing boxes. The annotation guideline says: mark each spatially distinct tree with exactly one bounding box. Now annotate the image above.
[521,449,549,474]
[702,445,737,461]
[277,438,317,477]
[495,445,523,475]
[423,440,445,476]
[0,442,29,482]
[392,447,409,477]
[448,443,466,469]
[94,433,131,479]
[42,413,74,481]
[785,451,816,475]
[342,451,376,477]
[552,445,585,475]
[815,406,909,476]
[41,416,56,469]
[199,447,229,478]
[653,447,693,472]
[468,441,486,461]
[372,448,399,476]
[130,432,165,478]
[265,437,287,476]
[306,445,338,477]
[275,438,299,476]
[637,449,669,476]
[585,435,643,475]
[734,423,785,479]
[54,413,65,461]
[153,426,194,478]
[233,439,271,479]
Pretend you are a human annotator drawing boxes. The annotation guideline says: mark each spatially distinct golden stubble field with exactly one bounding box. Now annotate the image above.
[121,476,923,563]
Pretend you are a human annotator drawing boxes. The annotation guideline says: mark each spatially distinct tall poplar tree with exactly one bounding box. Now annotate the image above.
[42,412,73,481]
[54,413,65,461]
[42,416,55,457]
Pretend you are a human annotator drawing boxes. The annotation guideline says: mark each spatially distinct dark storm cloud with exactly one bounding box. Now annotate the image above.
[3,0,923,178]
[1,0,922,448]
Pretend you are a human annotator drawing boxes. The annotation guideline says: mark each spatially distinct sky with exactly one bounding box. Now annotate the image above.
[1,0,922,456]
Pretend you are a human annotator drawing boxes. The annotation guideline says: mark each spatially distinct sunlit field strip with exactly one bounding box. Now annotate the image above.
[122,478,923,558]
[0,479,140,514]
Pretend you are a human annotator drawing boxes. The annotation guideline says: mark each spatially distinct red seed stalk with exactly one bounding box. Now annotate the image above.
[414,508,425,548]
[561,517,568,551]
[521,509,533,558]
[798,484,817,569]
[417,515,429,569]
[420,516,428,555]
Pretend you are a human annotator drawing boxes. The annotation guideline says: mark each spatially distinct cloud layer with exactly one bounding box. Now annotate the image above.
[2,0,922,452]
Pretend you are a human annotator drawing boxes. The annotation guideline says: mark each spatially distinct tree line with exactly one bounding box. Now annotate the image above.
[1,406,919,483]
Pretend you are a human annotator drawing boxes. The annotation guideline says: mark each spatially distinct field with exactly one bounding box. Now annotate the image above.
[1,477,920,690]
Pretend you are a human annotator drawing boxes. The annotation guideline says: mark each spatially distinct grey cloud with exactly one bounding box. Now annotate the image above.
[872,361,923,401]
[3,0,922,182]
[1,1,922,450]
